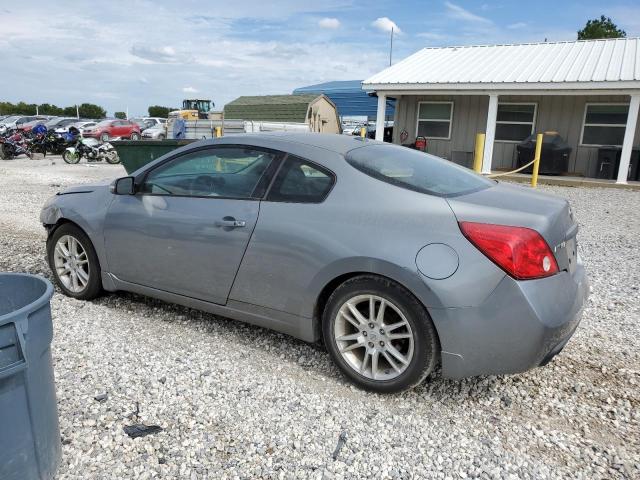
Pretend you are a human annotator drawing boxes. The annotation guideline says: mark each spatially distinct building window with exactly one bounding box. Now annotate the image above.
[416,102,453,139]
[495,103,537,142]
[581,103,629,146]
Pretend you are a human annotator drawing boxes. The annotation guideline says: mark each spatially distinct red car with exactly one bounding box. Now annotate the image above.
[83,120,141,141]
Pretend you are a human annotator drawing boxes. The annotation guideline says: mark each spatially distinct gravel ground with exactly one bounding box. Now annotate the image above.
[0,156,638,479]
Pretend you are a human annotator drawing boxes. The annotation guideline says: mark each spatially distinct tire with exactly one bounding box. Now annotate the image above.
[100,133,110,142]
[157,134,165,141]
[130,132,141,140]
[47,223,103,300]
[105,151,120,164]
[322,275,439,393]
[62,150,80,164]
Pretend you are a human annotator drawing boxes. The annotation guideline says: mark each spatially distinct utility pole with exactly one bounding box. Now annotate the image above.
[389,27,394,66]
[36,105,39,115]
[76,105,79,119]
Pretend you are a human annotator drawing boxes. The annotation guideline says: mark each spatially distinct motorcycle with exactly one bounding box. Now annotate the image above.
[62,136,119,164]
[0,131,33,160]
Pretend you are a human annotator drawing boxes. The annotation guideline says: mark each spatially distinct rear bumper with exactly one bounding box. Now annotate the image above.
[430,260,589,378]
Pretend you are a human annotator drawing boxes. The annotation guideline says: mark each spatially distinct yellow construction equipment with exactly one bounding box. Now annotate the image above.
[169,99,214,120]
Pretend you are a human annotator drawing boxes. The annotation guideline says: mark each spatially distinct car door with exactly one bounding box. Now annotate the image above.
[103,145,281,304]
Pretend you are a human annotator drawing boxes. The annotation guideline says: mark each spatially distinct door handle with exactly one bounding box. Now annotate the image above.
[216,217,246,228]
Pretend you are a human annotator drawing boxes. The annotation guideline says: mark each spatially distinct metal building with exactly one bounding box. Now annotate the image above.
[363,38,640,183]
[293,80,395,120]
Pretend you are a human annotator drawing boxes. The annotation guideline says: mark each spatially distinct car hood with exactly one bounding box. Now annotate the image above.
[58,181,111,195]
[446,182,576,254]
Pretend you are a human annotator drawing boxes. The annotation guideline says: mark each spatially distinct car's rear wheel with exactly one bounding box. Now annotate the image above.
[323,275,439,393]
[130,132,141,140]
[47,223,103,300]
[100,132,110,142]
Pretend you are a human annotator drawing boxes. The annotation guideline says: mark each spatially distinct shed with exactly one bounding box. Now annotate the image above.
[363,38,640,184]
[224,94,341,134]
[293,80,395,120]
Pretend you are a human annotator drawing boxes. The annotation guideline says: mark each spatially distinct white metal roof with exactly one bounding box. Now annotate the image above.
[363,38,640,92]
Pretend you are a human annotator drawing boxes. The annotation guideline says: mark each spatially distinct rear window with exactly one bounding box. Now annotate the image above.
[346,144,493,197]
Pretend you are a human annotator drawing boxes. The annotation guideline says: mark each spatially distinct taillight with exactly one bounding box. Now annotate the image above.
[459,222,558,280]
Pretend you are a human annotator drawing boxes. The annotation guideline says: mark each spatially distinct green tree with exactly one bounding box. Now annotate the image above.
[114,111,127,119]
[578,16,626,40]
[75,103,107,119]
[37,103,64,116]
[63,106,78,117]
[147,105,173,118]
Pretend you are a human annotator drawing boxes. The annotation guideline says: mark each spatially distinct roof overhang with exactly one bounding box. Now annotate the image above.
[363,81,640,96]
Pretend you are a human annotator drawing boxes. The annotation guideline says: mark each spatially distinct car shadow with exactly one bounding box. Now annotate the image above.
[91,289,517,404]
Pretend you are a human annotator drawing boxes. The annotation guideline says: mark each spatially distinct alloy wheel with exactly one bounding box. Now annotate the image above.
[334,294,415,381]
[53,234,90,293]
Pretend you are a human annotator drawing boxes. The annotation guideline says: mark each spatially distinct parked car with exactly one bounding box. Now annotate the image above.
[40,134,588,393]
[43,117,81,132]
[18,118,49,132]
[0,115,49,133]
[56,120,97,135]
[141,122,167,140]
[131,117,166,132]
[82,120,141,141]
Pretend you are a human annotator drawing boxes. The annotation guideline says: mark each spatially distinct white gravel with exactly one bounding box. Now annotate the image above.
[0,157,638,479]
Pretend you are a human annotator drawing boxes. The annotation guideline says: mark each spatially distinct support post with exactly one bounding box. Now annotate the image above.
[473,133,485,173]
[482,94,499,174]
[617,94,640,184]
[375,93,386,141]
[531,133,543,188]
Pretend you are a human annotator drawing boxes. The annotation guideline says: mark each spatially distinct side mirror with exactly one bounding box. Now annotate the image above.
[110,176,135,195]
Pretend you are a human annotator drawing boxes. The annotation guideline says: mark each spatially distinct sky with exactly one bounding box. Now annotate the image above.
[1,0,639,116]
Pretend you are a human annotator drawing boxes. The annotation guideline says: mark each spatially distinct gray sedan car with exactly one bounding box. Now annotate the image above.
[41,133,588,392]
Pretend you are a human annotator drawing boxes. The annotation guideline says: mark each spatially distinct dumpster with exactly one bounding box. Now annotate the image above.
[0,273,60,480]
[516,132,572,175]
[111,139,196,174]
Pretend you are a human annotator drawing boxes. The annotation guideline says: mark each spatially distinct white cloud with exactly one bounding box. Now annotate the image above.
[507,22,527,30]
[182,86,198,93]
[417,32,447,41]
[130,45,181,63]
[318,17,340,29]
[444,1,492,24]
[371,17,401,34]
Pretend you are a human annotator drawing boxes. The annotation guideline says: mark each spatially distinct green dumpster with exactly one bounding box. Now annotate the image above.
[111,140,196,174]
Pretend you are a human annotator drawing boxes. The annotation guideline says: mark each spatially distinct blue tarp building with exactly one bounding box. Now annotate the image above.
[293,80,395,120]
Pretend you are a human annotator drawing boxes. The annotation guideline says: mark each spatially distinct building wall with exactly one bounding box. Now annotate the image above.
[392,94,640,177]
[307,97,341,134]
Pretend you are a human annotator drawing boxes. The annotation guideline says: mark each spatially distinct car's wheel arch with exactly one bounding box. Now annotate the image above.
[310,258,445,343]
[44,214,112,287]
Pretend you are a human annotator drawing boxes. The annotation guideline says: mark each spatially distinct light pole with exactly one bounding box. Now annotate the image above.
[389,27,394,66]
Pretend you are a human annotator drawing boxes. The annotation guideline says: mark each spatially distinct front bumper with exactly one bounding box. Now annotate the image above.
[430,260,589,378]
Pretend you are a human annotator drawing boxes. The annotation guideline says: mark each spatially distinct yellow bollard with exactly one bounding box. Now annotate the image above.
[531,133,543,188]
[215,126,222,138]
[473,133,485,173]
[360,126,366,138]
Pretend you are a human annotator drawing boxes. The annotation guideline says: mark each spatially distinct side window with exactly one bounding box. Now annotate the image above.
[267,156,334,203]
[141,147,277,198]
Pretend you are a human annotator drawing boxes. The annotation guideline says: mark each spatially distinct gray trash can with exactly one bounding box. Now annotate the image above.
[0,273,60,480]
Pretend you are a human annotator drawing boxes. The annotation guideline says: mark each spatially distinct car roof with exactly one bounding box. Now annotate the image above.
[212,132,375,155]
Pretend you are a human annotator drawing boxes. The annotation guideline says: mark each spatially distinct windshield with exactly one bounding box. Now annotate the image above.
[2,115,22,123]
[346,144,493,197]
[45,118,62,127]
[96,120,113,127]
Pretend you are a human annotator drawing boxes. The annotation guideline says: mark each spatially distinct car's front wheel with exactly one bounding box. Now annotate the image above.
[47,223,103,300]
[323,275,439,393]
